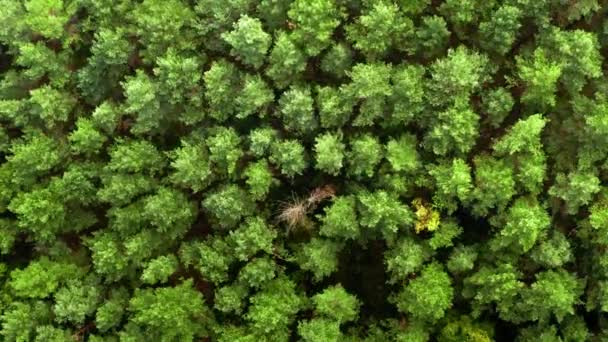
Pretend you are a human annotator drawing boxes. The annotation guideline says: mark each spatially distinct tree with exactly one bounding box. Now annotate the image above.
[202,185,255,229]
[346,2,413,59]
[265,32,307,89]
[346,134,383,178]
[278,86,317,134]
[314,132,345,175]
[392,262,453,322]
[246,276,304,336]
[358,190,412,242]
[342,63,392,126]
[288,0,344,56]
[222,15,271,69]
[296,238,343,281]
[516,49,563,110]
[128,280,212,341]
[270,139,308,177]
[490,197,551,254]
[318,196,360,240]
[228,217,277,261]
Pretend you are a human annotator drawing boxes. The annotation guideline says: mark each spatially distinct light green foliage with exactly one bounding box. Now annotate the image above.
[439,0,476,25]
[223,15,271,69]
[482,88,514,128]
[318,196,360,240]
[590,198,608,244]
[128,280,211,341]
[288,0,344,56]
[29,85,75,128]
[265,32,307,89]
[427,47,489,107]
[244,159,277,200]
[321,43,353,79]
[428,220,463,250]
[542,28,602,94]
[296,238,343,281]
[316,86,353,128]
[9,258,81,299]
[9,187,66,241]
[347,134,383,178]
[98,173,156,206]
[238,257,277,288]
[314,132,345,175]
[154,49,202,106]
[424,101,480,156]
[69,118,107,155]
[207,126,243,177]
[181,237,235,284]
[87,232,129,280]
[393,262,453,322]
[141,254,179,284]
[492,197,551,253]
[144,187,196,237]
[121,70,161,134]
[549,171,601,215]
[346,2,412,59]
[470,156,516,216]
[24,0,74,40]
[168,140,213,192]
[203,185,255,229]
[53,279,101,324]
[430,158,473,213]
[463,263,524,319]
[479,5,522,55]
[0,301,52,342]
[91,101,121,135]
[517,269,584,323]
[229,217,277,261]
[389,65,426,125]
[298,318,341,342]
[496,113,544,151]
[358,190,412,241]
[278,86,317,134]
[236,74,274,118]
[89,28,132,66]
[343,63,392,126]
[246,276,304,335]
[248,127,278,157]
[204,60,241,122]
[193,0,254,52]
[270,139,307,177]
[132,0,195,60]
[530,232,573,268]
[385,237,429,282]
[106,140,165,175]
[96,289,129,332]
[415,16,450,58]
[0,219,16,254]
[215,283,249,314]
[313,285,360,323]
[34,326,73,341]
[7,133,63,184]
[386,134,419,173]
[447,245,478,274]
[516,49,563,110]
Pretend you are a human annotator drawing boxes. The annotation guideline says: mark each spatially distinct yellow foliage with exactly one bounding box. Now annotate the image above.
[412,198,440,233]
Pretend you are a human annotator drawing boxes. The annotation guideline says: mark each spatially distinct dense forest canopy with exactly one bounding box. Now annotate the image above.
[1,0,608,341]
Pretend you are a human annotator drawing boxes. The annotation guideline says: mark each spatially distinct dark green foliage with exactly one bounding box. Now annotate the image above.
[0,1,606,340]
